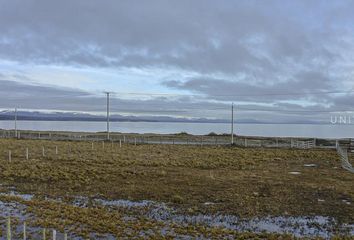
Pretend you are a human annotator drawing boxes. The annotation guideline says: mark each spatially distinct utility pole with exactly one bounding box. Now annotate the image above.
[104,92,111,140]
[231,103,234,145]
[14,108,18,138]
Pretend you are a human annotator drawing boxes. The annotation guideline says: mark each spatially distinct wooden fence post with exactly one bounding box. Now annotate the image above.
[7,217,11,240]
[23,222,26,240]
[43,228,46,240]
[55,146,58,155]
[8,150,12,163]
[52,229,56,240]
[42,146,45,157]
[119,139,122,148]
[26,148,29,160]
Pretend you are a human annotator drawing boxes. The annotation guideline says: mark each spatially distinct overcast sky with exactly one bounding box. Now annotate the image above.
[0,0,354,122]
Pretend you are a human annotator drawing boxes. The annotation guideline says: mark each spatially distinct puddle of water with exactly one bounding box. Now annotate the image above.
[304,164,317,167]
[0,190,353,239]
[88,197,354,239]
[0,191,34,201]
[95,198,154,208]
[289,171,301,175]
[342,199,352,205]
[0,200,29,220]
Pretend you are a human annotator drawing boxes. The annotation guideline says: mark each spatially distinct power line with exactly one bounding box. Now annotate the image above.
[162,106,354,113]
[4,107,354,114]
[104,92,112,140]
[231,103,234,144]
[12,89,353,100]
[14,107,17,138]
[236,107,354,113]
[108,89,354,97]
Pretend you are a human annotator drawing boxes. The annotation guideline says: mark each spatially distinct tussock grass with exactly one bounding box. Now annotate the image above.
[0,138,353,238]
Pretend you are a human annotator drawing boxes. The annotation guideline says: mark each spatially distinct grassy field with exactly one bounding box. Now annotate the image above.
[0,138,353,239]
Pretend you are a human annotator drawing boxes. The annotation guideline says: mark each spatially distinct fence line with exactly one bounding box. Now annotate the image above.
[3,216,65,240]
[0,129,340,150]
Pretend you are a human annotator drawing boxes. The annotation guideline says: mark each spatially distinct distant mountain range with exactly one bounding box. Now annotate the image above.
[0,110,326,124]
[0,110,233,123]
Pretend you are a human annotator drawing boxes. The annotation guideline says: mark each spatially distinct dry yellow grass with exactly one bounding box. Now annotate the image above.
[0,138,353,239]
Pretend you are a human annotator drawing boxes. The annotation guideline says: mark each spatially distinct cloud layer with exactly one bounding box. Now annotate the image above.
[0,0,354,122]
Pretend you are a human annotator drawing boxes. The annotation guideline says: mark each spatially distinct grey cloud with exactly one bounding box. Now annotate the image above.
[0,0,350,76]
[0,0,354,122]
[0,79,91,99]
[330,93,354,109]
[0,78,348,124]
[163,71,334,103]
[0,79,225,117]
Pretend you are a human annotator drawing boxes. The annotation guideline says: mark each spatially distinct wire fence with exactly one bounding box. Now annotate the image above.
[2,129,353,174]
[2,217,66,240]
[0,129,338,149]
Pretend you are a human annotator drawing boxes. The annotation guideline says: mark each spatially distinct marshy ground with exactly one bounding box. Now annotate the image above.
[0,138,353,239]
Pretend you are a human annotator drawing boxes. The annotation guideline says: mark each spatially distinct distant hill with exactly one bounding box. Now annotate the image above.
[0,110,228,123]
